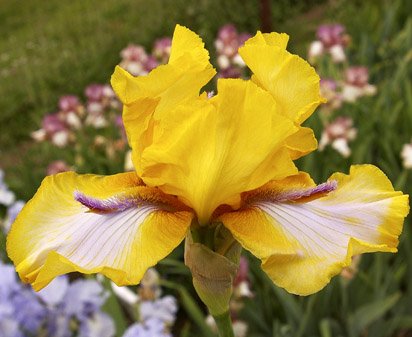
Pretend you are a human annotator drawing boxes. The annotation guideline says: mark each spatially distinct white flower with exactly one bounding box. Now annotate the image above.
[401,142,412,169]
[217,55,230,70]
[232,54,245,67]
[111,283,139,306]
[124,150,135,172]
[65,112,82,129]
[52,131,70,147]
[329,44,346,63]
[332,138,351,158]
[233,320,248,337]
[308,40,324,62]
[31,129,46,142]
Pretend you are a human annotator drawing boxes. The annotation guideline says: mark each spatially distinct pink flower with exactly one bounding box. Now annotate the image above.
[42,114,67,134]
[320,78,342,111]
[120,44,148,63]
[215,24,251,78]
[319,116,357,157]
[85,84,105,102]
[345,66,369,87]
[342,66,377,102]
[309,24,349,63]
[153,37,172,63]
[58,95,80,112]
[317,24,346,48]
[47,161,72,175]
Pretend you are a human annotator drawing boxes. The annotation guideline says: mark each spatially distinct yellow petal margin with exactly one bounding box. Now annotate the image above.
[219,165,409,295]
[7,172,193,291]
[111,24,215,173]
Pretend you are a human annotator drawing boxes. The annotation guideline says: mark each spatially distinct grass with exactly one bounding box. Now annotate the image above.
[0,0,321,151]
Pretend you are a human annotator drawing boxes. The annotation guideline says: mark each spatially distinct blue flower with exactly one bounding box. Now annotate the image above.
[122,318,171,337]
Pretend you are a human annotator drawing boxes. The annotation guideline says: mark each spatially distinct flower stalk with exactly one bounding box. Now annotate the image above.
[213,310,235,337]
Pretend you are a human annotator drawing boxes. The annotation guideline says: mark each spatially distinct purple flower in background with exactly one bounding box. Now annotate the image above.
[119,45,151,76]
[12,287,47,332]
[0,261,114,337]
[215,24,249,78]
[238,32,252,46]
[153,37,172,63]
[85,84,105,102]
[42,114,66,134]
[218,66,242,79]
[319,116,357,157]
[59,95,80,112]
[342,66,377,102]
[0,263,19,298]
[145,56,158,72]
[63,279,108,320]
[316,24,346,47]
[319,78,342,112]
[47,160,71,176]
[122,318,171,337]
[140,296,178,325]
[345,66,369,87]
[34,113,71,147]
[79,312,115,337]
[121,45,149,63]
[38,275,70,307]
[309,24,349,63]
[3,201,25,233]
[0,170,15,207]
[0,318,24,337]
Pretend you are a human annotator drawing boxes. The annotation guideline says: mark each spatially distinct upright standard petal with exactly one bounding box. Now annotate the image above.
[139,79,298,224]
[220,165,409,295]
[7,172,193,291]
[239,32,325,125]
[111,24,215,172]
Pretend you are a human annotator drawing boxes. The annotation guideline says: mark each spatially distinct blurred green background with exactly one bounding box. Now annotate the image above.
[1,0,412,336]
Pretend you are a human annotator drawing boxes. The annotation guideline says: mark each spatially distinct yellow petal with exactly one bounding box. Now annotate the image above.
[7,172,193,291]
[111,25,215,171]
[139,79,298,224]
[244,31,289,49]
[239,33,325,124]
[285,126,318,160]
[220,165,409,295]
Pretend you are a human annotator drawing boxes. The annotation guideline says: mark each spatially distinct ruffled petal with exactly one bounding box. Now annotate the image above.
[7,172,193,291]
[111,24,215,172]
[243,31,289,49]
[139,79,298,223]
[239,32,325,124]
[285,127,318,160]
[219,165,409,295]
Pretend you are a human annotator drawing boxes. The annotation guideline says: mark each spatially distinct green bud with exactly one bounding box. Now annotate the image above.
[184,229,241,316]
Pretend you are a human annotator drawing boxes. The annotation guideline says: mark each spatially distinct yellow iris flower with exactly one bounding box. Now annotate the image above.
[7,25,409,298]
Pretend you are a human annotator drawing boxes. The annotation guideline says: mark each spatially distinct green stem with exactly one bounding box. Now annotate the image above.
[213,311,235,337]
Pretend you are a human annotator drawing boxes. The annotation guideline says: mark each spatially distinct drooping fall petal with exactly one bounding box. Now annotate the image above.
[7,172,193,291]
[219,165,409,295]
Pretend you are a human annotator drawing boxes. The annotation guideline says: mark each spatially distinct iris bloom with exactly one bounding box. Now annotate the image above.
[7,26,409,300]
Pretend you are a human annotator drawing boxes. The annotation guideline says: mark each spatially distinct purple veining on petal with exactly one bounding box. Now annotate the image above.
[275,180,338,202]
[74,191,136,213]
